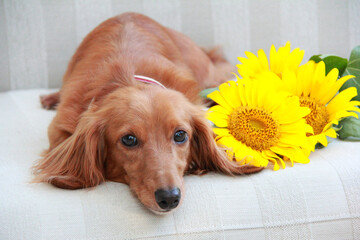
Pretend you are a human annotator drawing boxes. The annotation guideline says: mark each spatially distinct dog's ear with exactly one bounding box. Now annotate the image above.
[33,107,107,189]
[187,108,263,175]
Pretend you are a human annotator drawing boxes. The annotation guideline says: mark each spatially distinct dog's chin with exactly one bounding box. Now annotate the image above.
[149,208,177,215]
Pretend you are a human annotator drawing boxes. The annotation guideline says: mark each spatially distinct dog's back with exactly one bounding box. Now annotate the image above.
[64,12,231,95]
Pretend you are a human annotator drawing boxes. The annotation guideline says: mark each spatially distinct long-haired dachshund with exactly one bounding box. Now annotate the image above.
[34,12,262,214]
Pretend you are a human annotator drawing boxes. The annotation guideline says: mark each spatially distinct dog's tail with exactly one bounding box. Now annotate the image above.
[203,46,235,87]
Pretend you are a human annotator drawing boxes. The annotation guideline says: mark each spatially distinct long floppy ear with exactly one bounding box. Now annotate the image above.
[33,107,107,189]
[187,109,263,175]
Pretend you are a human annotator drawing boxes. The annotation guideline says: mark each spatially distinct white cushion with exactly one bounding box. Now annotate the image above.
[0,89,359,239]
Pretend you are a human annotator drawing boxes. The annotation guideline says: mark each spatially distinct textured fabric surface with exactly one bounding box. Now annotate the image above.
[1,0,360,91]
[0,89,359,239]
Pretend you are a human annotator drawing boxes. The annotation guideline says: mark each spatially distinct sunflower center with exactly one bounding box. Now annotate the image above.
[228,106,280,151]
[299,96,329,135]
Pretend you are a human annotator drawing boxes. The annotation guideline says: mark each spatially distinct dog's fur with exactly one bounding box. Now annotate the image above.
[34,13,262,213]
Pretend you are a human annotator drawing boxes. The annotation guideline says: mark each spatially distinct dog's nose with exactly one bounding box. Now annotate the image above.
[155,187,181,210]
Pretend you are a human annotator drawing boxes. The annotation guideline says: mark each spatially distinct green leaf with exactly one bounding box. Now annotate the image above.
[340,45,360,101]
[200,87,218,99]
[309,54,348,75]
[309,55,322,63]
[315,142,325,149]
[336,111,360,140]
[323,56,348,76]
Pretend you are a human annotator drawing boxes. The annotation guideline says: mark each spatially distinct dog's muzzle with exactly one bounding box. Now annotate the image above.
[154,187,181,211]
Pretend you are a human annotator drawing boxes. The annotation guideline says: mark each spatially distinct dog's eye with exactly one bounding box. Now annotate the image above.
[121,135,138,147]
[174,130,188,144]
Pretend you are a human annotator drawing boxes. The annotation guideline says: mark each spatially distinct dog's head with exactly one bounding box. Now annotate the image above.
[105,85,202,212]
[34,78,261,214]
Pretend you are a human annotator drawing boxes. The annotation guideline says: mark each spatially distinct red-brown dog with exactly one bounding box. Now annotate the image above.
[34,12,262,214]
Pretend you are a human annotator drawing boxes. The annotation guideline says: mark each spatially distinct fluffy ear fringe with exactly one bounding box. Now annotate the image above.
[32,110,107,189]
[187,109,263,175]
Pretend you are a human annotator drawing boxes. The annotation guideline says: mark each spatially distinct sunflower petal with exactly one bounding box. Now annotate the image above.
[208,105,231,115]
[325,128,337,139]
[319,75,355,105]
[317,133,329,147]
[207,114,228,127]
[257,49,269,71]
[327,87,358,115]
[208,90,233,111]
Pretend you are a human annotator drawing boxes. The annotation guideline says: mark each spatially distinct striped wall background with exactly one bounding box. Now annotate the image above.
[0,0,359,91]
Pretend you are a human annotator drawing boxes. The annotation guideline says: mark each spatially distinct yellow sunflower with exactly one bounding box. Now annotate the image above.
[237,42,304,79]
[206,79,314,170]
[277,61,360,148]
